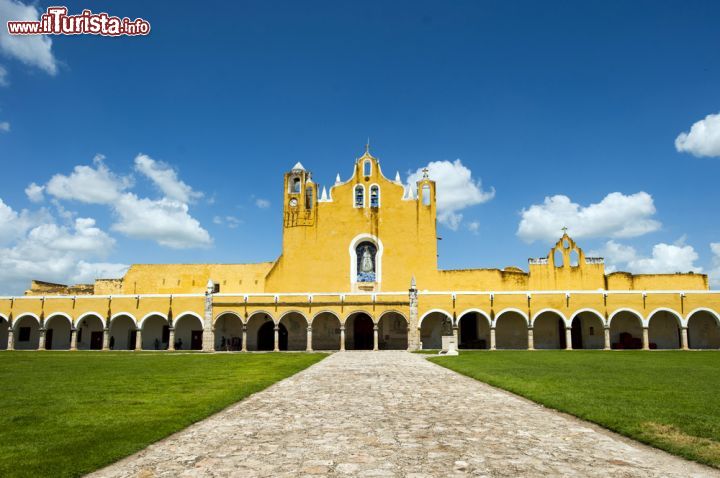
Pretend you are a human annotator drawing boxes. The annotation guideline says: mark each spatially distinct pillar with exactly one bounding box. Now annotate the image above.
[490,327,496,350]
[452,326,459,350]
[340,325,346,351]
[7,328,14,351]
[242,324,247,352]
[604,327,611,350]
[565,327,573,350]
[642,327,650,350]
[102,328,110,351]
[202,280,215,352]
[135,329,142,351]
[168,328,175,351]
[680,327,689,350]
[527,327,534,350]
[306,326,313,352]
[373,324,379,351]
[273,324,279,352]
[38,328,46,350]
[70,328,78,351]
[408,278,420,350]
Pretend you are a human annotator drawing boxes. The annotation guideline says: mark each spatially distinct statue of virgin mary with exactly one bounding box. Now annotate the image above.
[360,246,374,273]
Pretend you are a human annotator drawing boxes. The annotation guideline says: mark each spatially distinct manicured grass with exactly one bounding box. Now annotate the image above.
[429,351,720,468]
[0,351,326,478]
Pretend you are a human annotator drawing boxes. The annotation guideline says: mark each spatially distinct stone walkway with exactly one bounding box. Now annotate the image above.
[89,352,719,477]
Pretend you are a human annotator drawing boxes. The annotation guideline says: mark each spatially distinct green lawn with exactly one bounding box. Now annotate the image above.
[0,351,326,478]
[429,351,720,468]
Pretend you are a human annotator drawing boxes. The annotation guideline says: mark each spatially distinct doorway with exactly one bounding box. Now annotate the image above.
[257,322,288,350]
[353,314,374,350]
[90,331,103,350]
[191,330,203,350]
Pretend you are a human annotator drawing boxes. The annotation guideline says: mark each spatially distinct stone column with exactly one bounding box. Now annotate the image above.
[490,327,496,350]
[70,328,78,351]
[527,327,534,350]
[642,327,650,350]
[273,324,279,352]
[102,328,110,350]
[306,326,313,352]
[135,329,142,351]
[241,325,247,352]
[680,327,689,350]
[340,325,346,351]
[38,328,46,350]
[565,327,573,350]
[604,327,611,350]
[168,328,175,351]
[7,328,14,351]
[373,324,379,351]
[407,277,420,350]
[202,280,215,352]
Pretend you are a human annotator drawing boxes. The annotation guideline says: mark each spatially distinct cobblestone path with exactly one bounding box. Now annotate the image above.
[89,351,719,477]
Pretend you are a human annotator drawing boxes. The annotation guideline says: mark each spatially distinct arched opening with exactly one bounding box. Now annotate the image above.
[214,313,243,351]
[370,185,380,208]
[377,312,408,350]
[356,241,377,283]
[257,321,287,351]
[570,311,605,349]
[0,318,8,350]
[422,184,431,206]
[311,312,341,351]
[246,313,274,351]
[305,186,313,210]
[141,314,169,350]
[346,312,374,350]
[109,315,136,350]
[363,160,371,176]
[687,311,720,349]
[290,177,301,193]
[532,311,565,349]
[610,310,643,349]
[354,185,364,207]
[648,310,681,350]
[419,311,452,350]
[279,312,308,351]
[554,249,564,267]
[76,314,104,350]
[174,314,204,350]
[495,311,528,349]
[570,249,579,267]
[45,315,72,350]
[13,315,40,350]
[457,312,490,349]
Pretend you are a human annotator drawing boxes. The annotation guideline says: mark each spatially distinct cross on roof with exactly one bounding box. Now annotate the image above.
[422,167,429,179]
[561,226,568,234]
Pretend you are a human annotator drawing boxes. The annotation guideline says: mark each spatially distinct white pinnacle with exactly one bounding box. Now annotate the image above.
[292,162,305,171]
[320,186,328,201]
[335,173,341,184]
[395,171,401,183]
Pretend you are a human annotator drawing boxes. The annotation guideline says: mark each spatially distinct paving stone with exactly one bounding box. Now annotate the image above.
[88,352,720,477]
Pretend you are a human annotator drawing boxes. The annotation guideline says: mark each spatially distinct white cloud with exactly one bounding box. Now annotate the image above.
[112,194,211,249]
[46,155,132,204]
[0,121,9,132]
[0,65,7,86]
[675,113,720,158]
[709,243,720,288]
[597,239,702,275]
[134,154,203,203]
[467,221,480,235]
[72,261,129,283]
[255,198,270,209]
[0,0,58,75]
[213,215,242,229]
[517,192,660,243]
[24,182,44,202]
[406,159,494,230]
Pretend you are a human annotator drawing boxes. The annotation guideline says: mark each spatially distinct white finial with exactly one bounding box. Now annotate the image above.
[410,276,416,289]
[292,162,305,171]
[335,173,341,184]
[394,171,401,183]
[206,279,214,292]
[320,186,328,201]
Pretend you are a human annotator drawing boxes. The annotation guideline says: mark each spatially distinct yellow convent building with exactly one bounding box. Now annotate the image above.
[2,149,720,353]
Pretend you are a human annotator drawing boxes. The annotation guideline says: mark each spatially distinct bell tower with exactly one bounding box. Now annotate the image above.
[283,162,316,228]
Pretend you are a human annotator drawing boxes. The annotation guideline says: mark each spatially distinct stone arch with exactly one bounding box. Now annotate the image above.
[686,309,720,349]
[279,311,309,351]
[0,314,8,350]
[609,309,643,349]
[569,309,605,349]
[345,311,374,350]
[214,312,244,351]
[495,309,528,349]
[532,310,566,349]
[457,309,491,349]
[246,311,276,351]
[311,311,341,351]
[13,313,41,350]
[377,311,408,350]
[647,309,682,350]
[44,313,73,350]
[140,313,169,350]
[349,233,383,286]
[109,313,137,350]
[75,313,104,350]
[419,310,452,350]
[174,313,204,350]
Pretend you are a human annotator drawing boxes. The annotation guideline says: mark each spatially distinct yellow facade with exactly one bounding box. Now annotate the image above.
[1,149,719,352]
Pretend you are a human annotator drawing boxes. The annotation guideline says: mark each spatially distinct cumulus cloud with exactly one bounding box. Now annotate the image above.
[24,182,44,202]
[0,0,58,75]
[213,215,242,229]
[596,239,702,275]
[709,243,720,288]
[407,159,494,230]
[255,198,270,209]
[46,155,132,204]
[134,154,203,203]
[467,221,480,235]
[517,192,660,243]
[0,121,9,132]
[675,113,720,158]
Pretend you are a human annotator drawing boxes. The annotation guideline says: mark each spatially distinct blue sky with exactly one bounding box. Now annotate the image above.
[1,0,720,294]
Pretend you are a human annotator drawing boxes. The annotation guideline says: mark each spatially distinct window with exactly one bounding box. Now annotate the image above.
[422,185,431,206]
[570,249,579,267]
[354,185,364,207]
[290,177,301,193]
[363,160,371,176]
[370,185,379,208]
[305,186,313,210]
[18,327,30,342]
[554,249,564,267]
